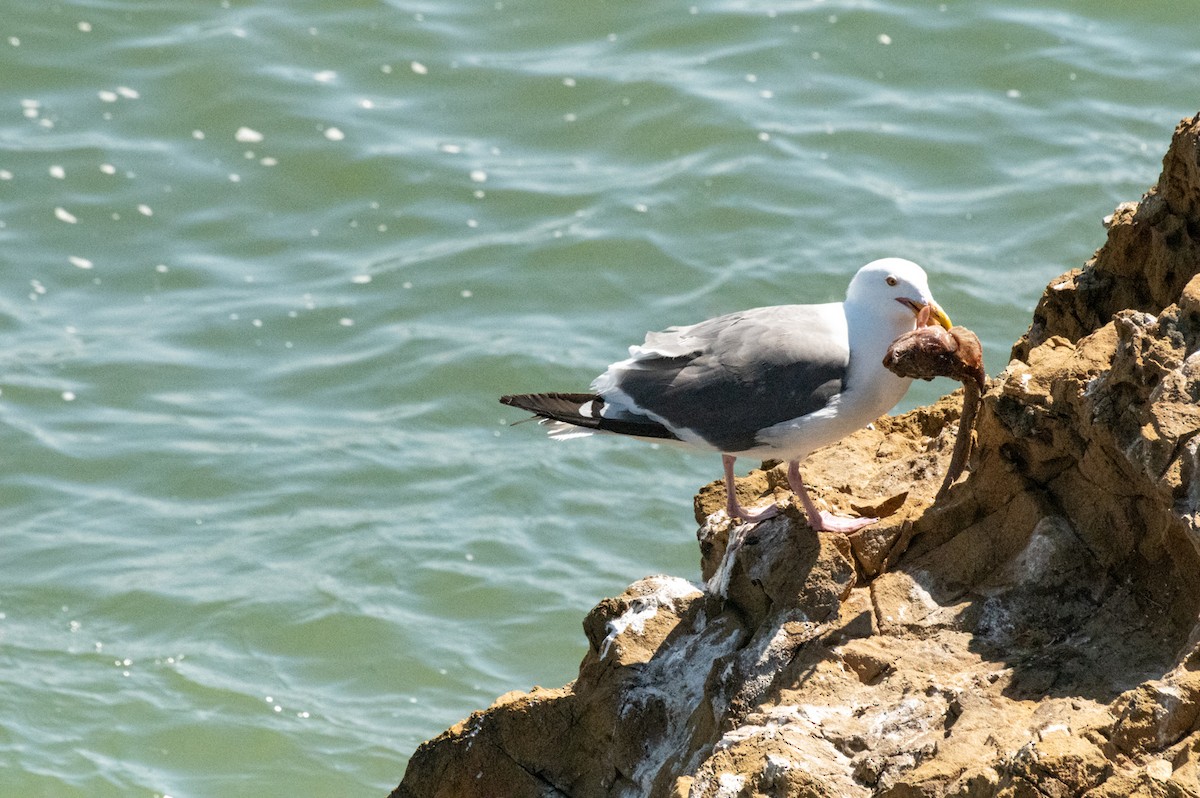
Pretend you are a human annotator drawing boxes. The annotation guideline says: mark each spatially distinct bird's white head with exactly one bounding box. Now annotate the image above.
[844,257,952,331]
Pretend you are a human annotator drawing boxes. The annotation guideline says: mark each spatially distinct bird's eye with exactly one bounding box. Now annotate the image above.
[885,275,898,286]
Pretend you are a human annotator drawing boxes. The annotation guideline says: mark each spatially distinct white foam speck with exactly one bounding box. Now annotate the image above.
[68,256,93,270]
[260,157,278,166]
[235,126,264,143]
[351,274,372,285]
[117,86,139,99]
[54,207,78,224]
[469,169,487,183]
[359,98,374,109]
[440,143,462,154]
[8,36,19,46]
[1007,88,1021,99]
[155,264,169,273]
[313,70,337,83]
[62,391,76,401]
[98,90,118,103]
[191,130,205,140]
[0,170,11,180]
[137,204,153,216]
[461,289,473,298]
[323,127,345,141]
[49,165,65,179]
[77,21,92,32]
[339,318,354,327]
[411,61,428,75]
[878,33,892,44]
[100,163,116,175]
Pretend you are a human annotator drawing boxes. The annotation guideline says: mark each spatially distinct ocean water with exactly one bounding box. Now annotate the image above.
[0,1,1196,795]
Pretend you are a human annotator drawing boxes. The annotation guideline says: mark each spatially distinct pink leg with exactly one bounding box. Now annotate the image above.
[786,460,876,534]
[722,455,779,523]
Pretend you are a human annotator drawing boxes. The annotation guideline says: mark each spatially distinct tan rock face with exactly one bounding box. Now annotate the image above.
[393,113,1200,798]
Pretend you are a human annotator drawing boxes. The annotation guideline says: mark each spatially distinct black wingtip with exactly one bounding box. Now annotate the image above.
[498,392,599,418]
[498,392,680,441]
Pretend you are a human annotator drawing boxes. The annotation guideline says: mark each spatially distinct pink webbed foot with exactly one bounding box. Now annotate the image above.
[808,510,878,534]
[728,502,780,524]
[720,456,878,533]
[786,460,876,535]
[721,454,780,524]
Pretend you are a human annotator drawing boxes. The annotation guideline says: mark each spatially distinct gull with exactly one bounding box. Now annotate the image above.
[501,258,951,533]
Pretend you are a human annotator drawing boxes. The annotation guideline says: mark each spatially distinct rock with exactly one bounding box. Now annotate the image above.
[392,112,1200,798]
[1012,114,1200,362]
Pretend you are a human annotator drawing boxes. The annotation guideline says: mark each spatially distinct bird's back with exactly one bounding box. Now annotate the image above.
[594,303,852,454]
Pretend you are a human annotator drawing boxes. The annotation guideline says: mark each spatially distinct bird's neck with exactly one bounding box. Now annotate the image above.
[843,306,915,411]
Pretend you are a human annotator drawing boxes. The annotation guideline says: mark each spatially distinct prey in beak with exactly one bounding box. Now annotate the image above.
[897,297,952,330]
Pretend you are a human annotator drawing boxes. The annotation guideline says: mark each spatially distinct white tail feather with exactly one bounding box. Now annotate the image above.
[543,420,595,441]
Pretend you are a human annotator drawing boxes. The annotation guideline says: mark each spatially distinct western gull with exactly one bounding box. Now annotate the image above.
[500,258,952,533]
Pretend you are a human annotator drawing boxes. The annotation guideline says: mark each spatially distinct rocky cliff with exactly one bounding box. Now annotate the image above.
[393,112,1200,798]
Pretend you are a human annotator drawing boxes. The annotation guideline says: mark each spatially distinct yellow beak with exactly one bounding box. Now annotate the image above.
[898,298,954,329]
[928,303,953,330]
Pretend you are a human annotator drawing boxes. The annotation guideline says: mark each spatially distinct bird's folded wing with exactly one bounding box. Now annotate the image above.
[595,304,850,453]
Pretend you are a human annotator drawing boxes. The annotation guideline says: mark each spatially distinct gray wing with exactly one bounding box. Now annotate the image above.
[603,305,849,453]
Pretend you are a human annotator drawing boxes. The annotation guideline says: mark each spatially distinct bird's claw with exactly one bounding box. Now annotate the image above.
[809,511,877,535]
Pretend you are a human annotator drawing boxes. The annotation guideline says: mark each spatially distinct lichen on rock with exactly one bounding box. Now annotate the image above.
[393,113,1200,798]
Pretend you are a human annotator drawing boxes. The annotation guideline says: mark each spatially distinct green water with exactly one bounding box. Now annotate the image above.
[0,1,1196,795]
